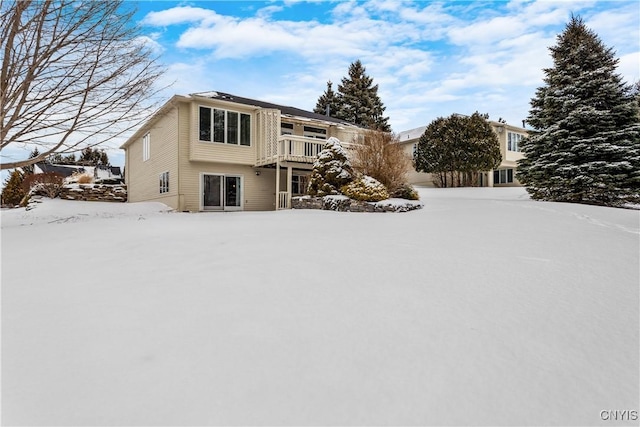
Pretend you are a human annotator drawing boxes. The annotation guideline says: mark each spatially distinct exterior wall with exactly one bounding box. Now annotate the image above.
[188,100,257,165]
[125,106,180,207]
[400,141,436,187]
[180,162,276,212]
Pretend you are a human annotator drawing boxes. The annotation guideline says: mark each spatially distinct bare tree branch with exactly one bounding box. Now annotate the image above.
[0,0,165,169]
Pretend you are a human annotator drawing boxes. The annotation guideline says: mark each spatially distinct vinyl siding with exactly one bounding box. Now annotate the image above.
[188,101,257,165]
[126,106,180,208]
[180,162,276,212]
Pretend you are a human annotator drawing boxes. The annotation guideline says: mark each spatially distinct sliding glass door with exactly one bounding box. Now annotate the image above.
[202,174,242,211]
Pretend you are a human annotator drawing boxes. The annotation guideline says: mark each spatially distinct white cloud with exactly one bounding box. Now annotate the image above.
[142,6,219,26]
[140,0,639,132]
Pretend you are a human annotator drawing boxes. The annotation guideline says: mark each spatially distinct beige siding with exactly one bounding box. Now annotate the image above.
[179,162,276,212]
[189,101,257,165]
[126,107,180,208]
[400,141,436,187]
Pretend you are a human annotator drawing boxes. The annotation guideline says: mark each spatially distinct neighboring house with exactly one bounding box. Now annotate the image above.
[94,165,123,184]
[397,120,528,187]
[33,163,123,184]
[120,91,365,211]
[34,162,84,178]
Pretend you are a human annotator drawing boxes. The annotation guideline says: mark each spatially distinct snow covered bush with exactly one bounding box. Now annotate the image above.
[340,175,389,202]
[391,183,420,200]
[307,137,354,196]
[23,172,64,199]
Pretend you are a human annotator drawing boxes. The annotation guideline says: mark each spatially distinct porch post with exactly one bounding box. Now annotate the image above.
[287,165,292,209]
[275,160,281,210]
[488,169,494,187]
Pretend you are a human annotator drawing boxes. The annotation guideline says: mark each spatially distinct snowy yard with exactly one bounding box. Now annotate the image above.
[1,187,638,426]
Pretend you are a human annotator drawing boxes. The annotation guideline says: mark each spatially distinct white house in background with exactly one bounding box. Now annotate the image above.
[397,120,528,187]
[120,91,365,212]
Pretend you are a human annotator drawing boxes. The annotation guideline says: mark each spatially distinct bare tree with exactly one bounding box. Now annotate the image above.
[351,130,411,195]
[1,0,164,170]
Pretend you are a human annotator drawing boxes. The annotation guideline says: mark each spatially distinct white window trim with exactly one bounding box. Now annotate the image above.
[159,171,169,194]
[142,133,150,161]
[198,105,252,146]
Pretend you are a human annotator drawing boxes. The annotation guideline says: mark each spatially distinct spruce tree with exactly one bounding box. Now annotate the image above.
[314,81,342,117]
[517,16,640,206]
[336,60,391,131]
[1,169,26,207]
[307,137,354,196]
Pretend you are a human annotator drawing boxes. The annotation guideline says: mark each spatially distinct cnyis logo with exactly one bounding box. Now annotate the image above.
[600,410,638,421]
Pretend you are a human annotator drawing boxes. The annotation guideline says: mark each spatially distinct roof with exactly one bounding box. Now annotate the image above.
[397,126,427,143]
[34,163,85,177]
[192,91,357,127]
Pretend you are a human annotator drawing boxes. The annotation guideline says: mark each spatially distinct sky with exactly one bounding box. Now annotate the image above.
[135,0,640,132]
[1,0,639,176]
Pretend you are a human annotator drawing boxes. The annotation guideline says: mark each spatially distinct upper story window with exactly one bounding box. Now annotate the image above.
[507,132,524,152]
[199,106,251,146]
[142,133,150,161]
[281,122,294,135]
[303,126,327,140]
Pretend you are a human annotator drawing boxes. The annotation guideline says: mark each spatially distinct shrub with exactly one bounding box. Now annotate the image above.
[23,172,64,198]
[1,169,26,207]
[307,137,355,196]
[391,183,420,200]
[352,130,411,195]
[340,175,389,202]
[76,173,94,184]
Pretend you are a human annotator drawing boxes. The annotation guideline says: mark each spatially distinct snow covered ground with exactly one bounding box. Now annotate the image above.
[1,187,638,426]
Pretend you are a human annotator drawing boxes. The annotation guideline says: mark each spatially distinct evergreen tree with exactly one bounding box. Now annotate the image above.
[1,169,26,207]
[78,147,109,166]
[314,81,342,117]
[307,137,354,196]
[336,60,391,131]
[415,112,502,187]
[22,148,40,175]
[517,16,640,206]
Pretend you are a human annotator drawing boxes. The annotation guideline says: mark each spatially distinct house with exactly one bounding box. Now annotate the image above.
[120,91,365,211]
[397,119,528,187]
[33,163,123,184]
[33,162,86,179]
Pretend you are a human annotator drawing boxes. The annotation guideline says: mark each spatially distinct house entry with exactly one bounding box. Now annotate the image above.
[202,174,242,210]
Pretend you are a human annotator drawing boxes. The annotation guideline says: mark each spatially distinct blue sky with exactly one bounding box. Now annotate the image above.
[2,0,639,175]
[134,0,639,133]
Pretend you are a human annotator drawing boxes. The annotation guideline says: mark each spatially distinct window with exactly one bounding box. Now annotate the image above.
[159,171,169,194]
[508,132,524,152]
[281,122,294,135]
[493,168,514,184]
[199,106,251,146]
[412,143,417,159]
[142,133,150,161]
[303,125,327,140]
[292,175,308,195]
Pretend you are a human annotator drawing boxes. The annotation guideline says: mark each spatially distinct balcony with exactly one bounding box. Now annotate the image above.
[256,135,357,167]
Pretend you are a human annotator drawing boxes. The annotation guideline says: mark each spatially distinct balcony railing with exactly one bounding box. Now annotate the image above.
[256,135,357,166]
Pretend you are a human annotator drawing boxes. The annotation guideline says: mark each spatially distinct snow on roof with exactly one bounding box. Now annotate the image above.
[397,126,427,143]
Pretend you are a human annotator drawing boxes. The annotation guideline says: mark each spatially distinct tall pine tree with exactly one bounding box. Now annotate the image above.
[518,16,640,206]
[336,60,391,131]
[314,81,342,117]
